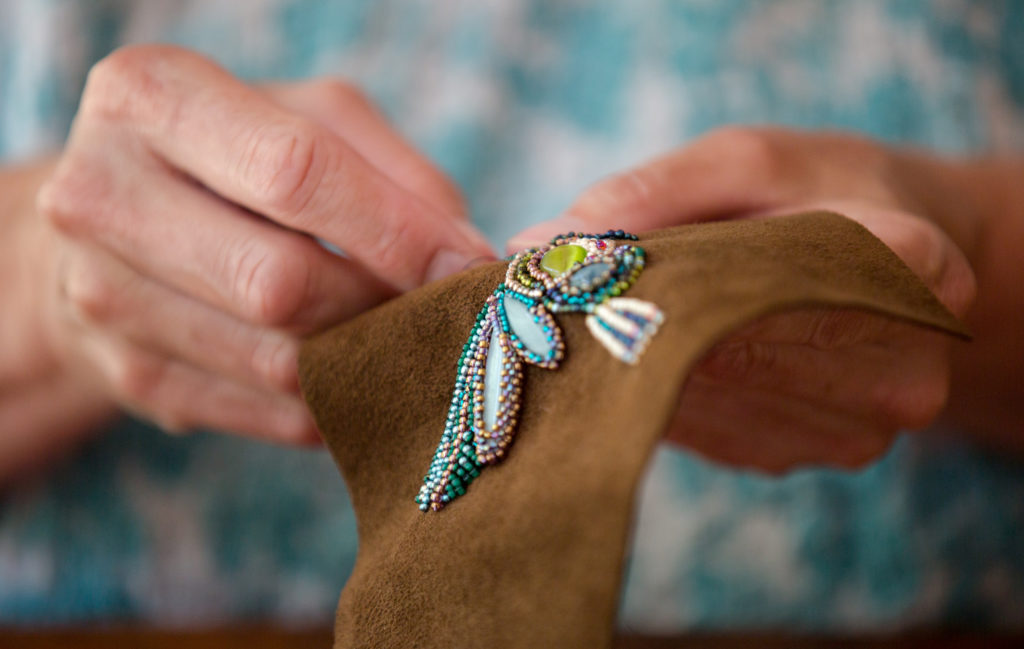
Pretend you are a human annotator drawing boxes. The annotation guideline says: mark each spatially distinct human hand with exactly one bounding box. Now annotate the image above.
[33,45,494,444]
[509,127,977,473]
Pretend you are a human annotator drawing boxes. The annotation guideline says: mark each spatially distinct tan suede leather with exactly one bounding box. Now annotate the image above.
[298,212,967,649]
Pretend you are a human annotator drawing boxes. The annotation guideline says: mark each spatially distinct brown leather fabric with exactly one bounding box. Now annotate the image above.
[298,212,967,649]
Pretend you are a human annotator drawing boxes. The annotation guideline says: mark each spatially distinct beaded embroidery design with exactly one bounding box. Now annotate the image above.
[416,230,664,512]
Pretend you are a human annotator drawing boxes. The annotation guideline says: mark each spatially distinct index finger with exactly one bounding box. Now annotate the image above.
[506,127,795,251]
[81,45,494,290]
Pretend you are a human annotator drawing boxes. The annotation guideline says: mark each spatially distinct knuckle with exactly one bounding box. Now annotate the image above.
[81,50,142,119]
[875,373,949,431]
[64,259,118,324]
[81,45,182,123]
[250,333,300,392]
[36,156,114,236]
[36,178,76,233]
[243,120,326,218]
[276,410,320,446]
[108,348,167,405]
[231,238,311,327]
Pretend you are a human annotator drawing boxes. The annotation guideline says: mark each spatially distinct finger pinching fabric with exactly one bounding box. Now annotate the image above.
[416,230,664,512]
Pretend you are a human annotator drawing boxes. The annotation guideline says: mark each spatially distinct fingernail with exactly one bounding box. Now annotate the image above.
[506,215,587,253]
[462,255,500,271]
[425,221,497,283]
[426,248,478,283]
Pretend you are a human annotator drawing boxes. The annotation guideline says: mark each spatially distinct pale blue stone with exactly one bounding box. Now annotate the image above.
[569,262,611,289]
[482,328,503,430]
[503,293,553,357]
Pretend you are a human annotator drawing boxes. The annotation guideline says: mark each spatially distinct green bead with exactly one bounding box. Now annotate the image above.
[540,244,587,276]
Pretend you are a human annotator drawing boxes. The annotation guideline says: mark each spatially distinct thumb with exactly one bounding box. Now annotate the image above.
[506,170,661,253]
[507,128,799,253]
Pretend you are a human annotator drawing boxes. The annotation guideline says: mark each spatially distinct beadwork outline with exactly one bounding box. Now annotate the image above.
[416,230,662,512]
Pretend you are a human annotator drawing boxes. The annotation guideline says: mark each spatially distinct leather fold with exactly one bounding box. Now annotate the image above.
[299,212,967,649]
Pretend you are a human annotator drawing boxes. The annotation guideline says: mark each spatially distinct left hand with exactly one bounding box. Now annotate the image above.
[508,127,977,473]
[31,47,493,446]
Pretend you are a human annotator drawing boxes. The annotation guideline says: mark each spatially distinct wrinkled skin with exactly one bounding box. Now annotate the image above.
[2,45,495,480]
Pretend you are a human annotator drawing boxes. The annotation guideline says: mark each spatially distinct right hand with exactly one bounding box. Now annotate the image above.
[510,127,977,472]
[34,45,494,444]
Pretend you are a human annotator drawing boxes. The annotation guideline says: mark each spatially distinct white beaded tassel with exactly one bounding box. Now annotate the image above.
[585,298,664,364]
